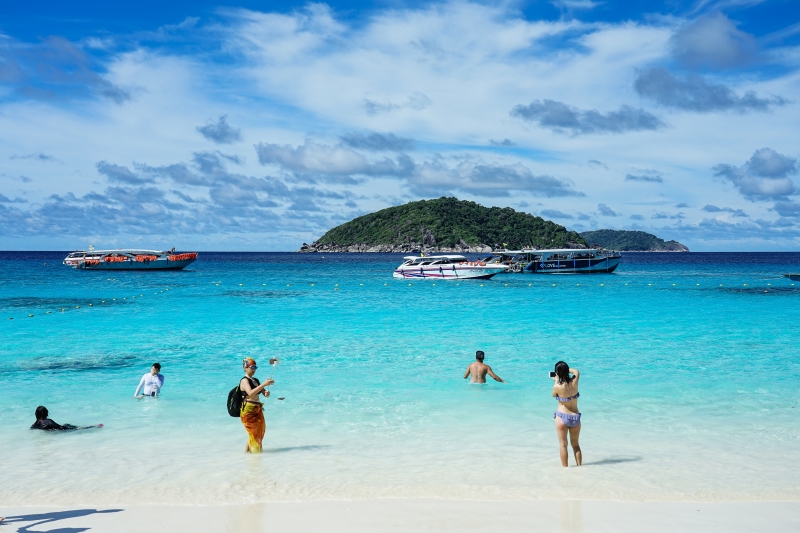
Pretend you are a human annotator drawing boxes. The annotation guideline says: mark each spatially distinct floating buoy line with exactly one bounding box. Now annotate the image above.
[11,278,794,321]
[7,286,174,321]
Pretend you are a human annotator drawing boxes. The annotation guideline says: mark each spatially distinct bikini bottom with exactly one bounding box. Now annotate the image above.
[554,411,581,428]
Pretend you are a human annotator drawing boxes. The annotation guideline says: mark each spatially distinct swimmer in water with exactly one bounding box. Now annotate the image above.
[134,362,164,398]
[463,350,504,383]
[30,406,103,430]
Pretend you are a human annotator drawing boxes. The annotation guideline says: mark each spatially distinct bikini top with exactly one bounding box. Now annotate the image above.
[555,391,579,403]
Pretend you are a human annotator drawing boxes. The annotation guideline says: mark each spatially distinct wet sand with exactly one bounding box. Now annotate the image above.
[2,500,798,532]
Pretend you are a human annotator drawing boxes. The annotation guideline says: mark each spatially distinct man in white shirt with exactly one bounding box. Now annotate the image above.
[134,363,165,397]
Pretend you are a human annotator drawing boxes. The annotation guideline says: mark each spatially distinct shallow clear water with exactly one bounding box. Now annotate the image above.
[1,251,799,504]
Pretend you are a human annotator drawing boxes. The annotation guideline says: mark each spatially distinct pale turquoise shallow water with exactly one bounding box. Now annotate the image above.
[1,252,799,504]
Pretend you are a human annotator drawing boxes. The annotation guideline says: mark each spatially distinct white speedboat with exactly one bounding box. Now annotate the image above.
[63,249,198,270]
[393,255,508,280]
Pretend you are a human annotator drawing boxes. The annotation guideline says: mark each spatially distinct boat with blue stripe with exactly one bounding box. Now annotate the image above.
[488,248,621,274]
[393,255,508,280]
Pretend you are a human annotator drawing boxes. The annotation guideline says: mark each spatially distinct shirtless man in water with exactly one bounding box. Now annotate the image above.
[463,351,504,383]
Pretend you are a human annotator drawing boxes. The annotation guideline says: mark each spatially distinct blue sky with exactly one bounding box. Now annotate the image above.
[2,1,800,251]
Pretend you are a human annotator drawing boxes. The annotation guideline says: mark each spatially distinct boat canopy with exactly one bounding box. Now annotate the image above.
[70,249,168,255]
[402,255,468,261]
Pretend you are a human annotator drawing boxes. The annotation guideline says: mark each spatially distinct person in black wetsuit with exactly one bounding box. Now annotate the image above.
[30,406,102,430]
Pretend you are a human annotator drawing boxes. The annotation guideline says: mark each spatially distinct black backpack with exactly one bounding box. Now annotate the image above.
[227,377,258,417]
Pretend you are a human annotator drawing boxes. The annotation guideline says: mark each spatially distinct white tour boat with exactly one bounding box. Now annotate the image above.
[63,249,198,270]
[487,248,621,274]
[393,255,508,280]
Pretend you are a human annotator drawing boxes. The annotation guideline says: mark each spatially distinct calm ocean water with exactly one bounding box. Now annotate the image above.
[1,251,799,504]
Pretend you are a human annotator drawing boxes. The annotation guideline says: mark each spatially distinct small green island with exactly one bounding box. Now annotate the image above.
[299,197,587,253]
[298,197,689,253]
[580,229,689,252]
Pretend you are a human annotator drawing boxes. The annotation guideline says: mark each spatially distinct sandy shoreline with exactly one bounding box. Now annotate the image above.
[2,500,799,532]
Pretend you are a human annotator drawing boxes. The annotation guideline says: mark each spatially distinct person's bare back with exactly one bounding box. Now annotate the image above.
[463,351,503,383]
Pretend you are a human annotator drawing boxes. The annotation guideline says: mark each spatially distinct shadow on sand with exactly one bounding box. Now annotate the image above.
[582,456,642,466]
[0,509,122,533]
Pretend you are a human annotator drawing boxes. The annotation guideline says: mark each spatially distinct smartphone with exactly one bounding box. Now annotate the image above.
[549,371,556,378]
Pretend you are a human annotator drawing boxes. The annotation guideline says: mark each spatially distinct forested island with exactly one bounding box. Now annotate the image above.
[580,229,689,252]
[299,197,587,253]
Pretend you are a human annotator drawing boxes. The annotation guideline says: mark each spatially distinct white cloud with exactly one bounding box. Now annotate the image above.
[670,12,758,69]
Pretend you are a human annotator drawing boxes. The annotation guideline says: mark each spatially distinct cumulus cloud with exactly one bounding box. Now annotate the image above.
[668,217,800,245]
[540,209,573,219]
[630,214,644,220]
[10,153,58,162]
[625,170,664,183]
[588,160,608,170]
[702,204,748,217]
[675,202,690,208]
[0,147,366,239]
[551,0,600,11]
[634,67,787,113]
[255,140,412,178]
[597,203,619,216]
[0,193,27,203]
[0,36,130,103]
[489,139,515,147]
[510,99,664,135]
[774,201,800,217]
[363,93,431,115]
[96,161,154,185]
[196,115,242,144]
[170,190,206,204]
[652,211,685,219]
[340,132,415,151]
[408,157,584,198]
[713,147,797,201]
[671,12,758,70]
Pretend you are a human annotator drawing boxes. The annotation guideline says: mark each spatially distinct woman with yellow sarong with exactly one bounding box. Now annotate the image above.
[239,358,273,453]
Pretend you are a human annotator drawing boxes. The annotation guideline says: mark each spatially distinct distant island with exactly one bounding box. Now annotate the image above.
[580,229,689,252]
[299,197,587,253]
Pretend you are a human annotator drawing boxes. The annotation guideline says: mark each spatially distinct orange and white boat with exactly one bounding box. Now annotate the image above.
[63,249,198,270]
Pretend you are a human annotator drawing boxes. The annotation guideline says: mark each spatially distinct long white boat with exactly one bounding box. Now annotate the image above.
[63,249,198,270]
[393,255,508,280]
[488,248,621,274]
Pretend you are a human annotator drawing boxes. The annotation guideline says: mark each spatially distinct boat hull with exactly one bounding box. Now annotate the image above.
[784,274,800,281]
[523,256,621,274]
[74,258,197,270]
[393,265,507,280]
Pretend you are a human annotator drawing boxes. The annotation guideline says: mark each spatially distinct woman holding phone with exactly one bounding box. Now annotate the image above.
[240,358,274,453]
[551,361,581,467]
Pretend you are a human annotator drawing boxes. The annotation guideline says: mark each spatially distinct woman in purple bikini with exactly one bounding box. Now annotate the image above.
[552,361,581,467]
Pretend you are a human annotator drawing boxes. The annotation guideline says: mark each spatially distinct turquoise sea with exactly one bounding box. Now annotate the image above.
[1,251,799,505]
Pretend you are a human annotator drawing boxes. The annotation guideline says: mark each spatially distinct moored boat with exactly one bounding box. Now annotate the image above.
[63,249,198,270]
[487,248,621,274]
[784,274,800,281]
[393,255,508,280]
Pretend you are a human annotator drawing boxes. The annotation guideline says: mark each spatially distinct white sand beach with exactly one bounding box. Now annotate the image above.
[2,500,799,532]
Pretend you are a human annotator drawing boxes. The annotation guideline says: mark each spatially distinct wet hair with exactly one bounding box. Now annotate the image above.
[476,350,485,362]
[152,363,161,370]
[555,361,572,384]
[35,406,48,420]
